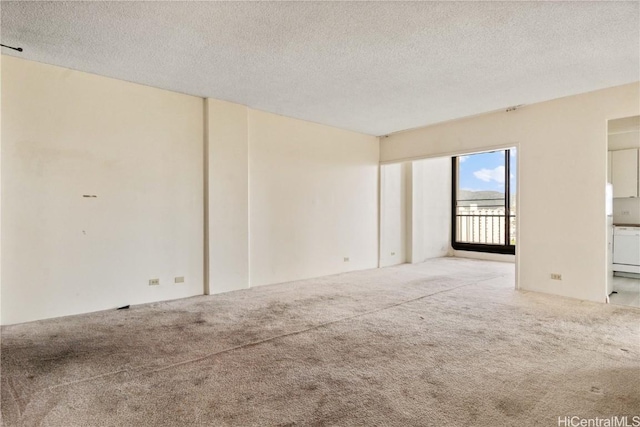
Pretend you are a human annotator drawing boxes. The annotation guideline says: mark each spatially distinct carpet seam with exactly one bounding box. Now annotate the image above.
[46,273,505,391]
[4,377,24,418]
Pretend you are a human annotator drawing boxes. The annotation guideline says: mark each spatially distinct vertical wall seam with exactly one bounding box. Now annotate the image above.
[246,107,251,289]
[203,98,210,295]
[405,162,413,264]
[377,137,382,269]
[377,161,382,268]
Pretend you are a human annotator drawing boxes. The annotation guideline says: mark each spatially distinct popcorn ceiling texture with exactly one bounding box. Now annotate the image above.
[1,258,639,426]
[1,1,639,135]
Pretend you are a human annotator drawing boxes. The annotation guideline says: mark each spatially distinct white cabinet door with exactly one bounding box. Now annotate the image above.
[611,149,639,198]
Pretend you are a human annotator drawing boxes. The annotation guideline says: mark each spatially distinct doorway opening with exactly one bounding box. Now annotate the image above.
[607,116,640,308]
[379,149,518,291]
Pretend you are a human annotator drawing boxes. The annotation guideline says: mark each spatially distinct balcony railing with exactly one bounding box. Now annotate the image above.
[455,208,516,245]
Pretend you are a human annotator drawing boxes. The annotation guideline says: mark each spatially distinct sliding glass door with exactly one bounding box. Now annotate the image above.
[451,149,516,254]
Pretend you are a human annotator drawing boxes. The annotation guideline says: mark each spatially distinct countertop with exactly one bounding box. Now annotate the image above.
[614,224,640,227]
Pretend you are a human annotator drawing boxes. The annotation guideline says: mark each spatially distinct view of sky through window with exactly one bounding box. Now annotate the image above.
[458,149,516,193]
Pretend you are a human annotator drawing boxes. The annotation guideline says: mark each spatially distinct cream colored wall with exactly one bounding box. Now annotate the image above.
[206,99,249,293]
[1,55,379,324]
[608,130,640,151]
[0,52,3,324]
[380,157,452,267]
[204,102,379,290]
[6,52,634,324]
[411,157,451,263]
[379,163,409,267]
[1,56,205,324]
[248,109,379,286]
[381,82,640,302]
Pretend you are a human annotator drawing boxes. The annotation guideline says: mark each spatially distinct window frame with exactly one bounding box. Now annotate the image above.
[451,150,516,255]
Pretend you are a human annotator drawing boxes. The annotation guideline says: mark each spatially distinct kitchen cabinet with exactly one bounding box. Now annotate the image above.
[613,226,640,274]
[611,148,639,198]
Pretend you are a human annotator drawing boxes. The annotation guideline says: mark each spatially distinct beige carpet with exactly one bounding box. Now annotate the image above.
[1,258,639,426]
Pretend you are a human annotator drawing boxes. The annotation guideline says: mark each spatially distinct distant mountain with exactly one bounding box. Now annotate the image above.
[457,190,505,207]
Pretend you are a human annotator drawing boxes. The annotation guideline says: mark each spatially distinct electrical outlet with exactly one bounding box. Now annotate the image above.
[175,276,185,284]
[391,252,396,256]
[550,273,562,281]
[621,211,630,216]
[149,278,160,286]
[344,257,350,262]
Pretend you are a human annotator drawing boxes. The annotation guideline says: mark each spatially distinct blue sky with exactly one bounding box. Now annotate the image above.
[458,149,517,192]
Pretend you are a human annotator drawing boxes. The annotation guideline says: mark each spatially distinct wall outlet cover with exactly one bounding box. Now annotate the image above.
[149,278,160,286]
[175,276,185,284]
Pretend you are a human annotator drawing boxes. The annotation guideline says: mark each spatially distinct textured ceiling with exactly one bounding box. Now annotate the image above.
[2,1,639,136]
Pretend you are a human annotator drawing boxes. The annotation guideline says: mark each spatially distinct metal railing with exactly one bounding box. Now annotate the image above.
[455,208,516,245]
